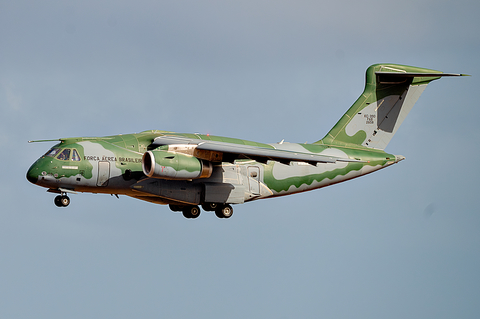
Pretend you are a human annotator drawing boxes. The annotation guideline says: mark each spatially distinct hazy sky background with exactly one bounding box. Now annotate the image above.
[1,1,479,318]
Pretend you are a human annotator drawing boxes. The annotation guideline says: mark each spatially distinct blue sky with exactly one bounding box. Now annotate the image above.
[1,1,480,318]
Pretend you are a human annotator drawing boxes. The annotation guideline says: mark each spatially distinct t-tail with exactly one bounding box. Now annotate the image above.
[316,63,466,150]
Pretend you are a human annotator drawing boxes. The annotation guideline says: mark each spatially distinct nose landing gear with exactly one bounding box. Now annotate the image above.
[54,195,70,207]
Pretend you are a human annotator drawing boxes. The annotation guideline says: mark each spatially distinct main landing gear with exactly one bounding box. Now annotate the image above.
[182,205,201,219]
[54,195,70,207]
[169,203,234,219]
[215,204,233,219]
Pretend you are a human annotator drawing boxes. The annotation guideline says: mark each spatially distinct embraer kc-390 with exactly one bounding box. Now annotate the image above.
[26,64,465,219]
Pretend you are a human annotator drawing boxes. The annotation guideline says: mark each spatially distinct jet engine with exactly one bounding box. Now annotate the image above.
[142,150,213,180]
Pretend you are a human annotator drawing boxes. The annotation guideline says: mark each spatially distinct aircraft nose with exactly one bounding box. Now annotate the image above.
[26,165,38,184]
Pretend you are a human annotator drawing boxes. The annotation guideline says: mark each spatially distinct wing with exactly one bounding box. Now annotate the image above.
[150,136,362,165]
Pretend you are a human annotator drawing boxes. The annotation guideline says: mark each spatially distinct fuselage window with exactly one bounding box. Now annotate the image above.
[57,149,71,161]
[45,148,60,157]
[72,149,81,161]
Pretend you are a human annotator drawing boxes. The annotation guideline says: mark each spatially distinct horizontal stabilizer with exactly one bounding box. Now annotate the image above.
[375,72,465,77]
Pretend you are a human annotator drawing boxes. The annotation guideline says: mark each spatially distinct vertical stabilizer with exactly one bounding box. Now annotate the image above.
[317,64,463,150]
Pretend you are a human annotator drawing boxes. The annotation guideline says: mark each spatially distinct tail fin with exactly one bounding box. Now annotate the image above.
[317,63,464,150]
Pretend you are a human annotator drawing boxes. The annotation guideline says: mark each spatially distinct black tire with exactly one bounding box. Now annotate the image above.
[202,203,218,212]
[215,204,233,219]
[183,206,201,219]
[54,195,63,207]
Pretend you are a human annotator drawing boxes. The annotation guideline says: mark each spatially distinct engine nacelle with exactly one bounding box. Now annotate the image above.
[142,150,213,180]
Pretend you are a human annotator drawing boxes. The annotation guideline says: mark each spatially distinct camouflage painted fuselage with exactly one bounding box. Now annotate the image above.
[27,64,464,214]
[26,130,400,206]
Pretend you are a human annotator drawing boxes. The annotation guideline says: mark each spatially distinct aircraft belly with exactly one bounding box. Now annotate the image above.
[132,179,203,205]
[203,182,245,204]
[128,163,273,205]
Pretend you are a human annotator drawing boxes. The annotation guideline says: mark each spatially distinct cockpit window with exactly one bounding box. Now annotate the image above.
[72,149,81,161]
[57,149,71,161]
[45,148,61,157]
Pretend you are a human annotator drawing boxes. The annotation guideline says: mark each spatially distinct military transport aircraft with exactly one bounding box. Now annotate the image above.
[26,64,465,219]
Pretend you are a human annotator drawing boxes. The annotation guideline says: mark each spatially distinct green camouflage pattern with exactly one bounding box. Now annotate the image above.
[26,64,464,217]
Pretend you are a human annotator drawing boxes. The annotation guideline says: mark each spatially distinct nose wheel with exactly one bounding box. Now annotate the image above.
[54,195,70,207]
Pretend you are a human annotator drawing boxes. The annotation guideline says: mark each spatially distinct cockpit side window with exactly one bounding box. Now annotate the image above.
[45,148,61,157]
[72,149,81,161]
[57,149,71,161]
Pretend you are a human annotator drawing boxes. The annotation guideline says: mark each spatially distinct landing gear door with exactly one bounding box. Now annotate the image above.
[247,166,260,195]
[97,161,110,186]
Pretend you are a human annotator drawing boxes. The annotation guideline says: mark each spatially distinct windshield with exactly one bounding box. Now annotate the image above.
[44,147,81,161]
[44,148,61,157]
[56,149,71,161]
[72,149,81,161]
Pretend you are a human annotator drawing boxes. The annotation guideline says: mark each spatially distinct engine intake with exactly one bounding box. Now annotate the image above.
[142,150,213,180]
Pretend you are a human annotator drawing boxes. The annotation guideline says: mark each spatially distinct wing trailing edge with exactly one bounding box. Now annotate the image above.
[151,136,362,165]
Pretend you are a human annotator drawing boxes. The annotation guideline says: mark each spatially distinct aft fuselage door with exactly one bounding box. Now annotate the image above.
[97,161,110,186]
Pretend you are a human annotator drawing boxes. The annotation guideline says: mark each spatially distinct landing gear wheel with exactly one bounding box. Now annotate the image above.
[60,195,70,207]
[202,203,218,212]
[215,204,233,219]
[54,195,70,207]
[182,206,201,219]
[54,195,62,207]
